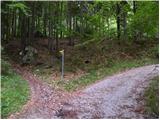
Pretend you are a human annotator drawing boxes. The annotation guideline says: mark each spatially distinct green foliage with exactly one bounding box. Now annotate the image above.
[1,1,159,45]
[1,60,29,118]
[144,76,159,118]
[7,2,31,16]
[130,2,158,38]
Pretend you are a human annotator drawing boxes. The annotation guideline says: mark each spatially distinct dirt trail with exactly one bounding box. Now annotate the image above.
[9,64,158,119]
[9,64,72,119]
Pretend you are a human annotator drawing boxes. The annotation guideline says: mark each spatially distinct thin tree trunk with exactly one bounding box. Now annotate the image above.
[133,1,137,41]
[133,1,136,14]
[116,3,121,40]
[55,2,59,52]
[60,1,63,39]
[68,1,73,46]
[6,8,10,42]
[13,10,17,37]
[43,7,47,37]
[21,15,27,51]
[123,12,127,38]
[48,3,51,38]
[27,17,30,38]
[30,2,35,45]
[11,10,15,39]
[107,18,110,39]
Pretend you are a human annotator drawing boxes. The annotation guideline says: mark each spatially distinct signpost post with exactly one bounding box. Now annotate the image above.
[59,50,64,82]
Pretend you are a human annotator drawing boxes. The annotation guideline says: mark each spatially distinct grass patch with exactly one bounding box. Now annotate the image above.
[1,60,29,118]
[63,58,158,91]
[144,76,159,118]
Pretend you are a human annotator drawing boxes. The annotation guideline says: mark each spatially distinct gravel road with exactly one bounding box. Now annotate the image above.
[9,64,159,119]
[59,64,159,119]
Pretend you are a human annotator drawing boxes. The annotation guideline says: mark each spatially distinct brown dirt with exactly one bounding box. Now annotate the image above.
[8,63,73,119]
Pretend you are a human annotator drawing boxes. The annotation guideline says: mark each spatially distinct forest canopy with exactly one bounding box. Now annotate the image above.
[1,1,159,52]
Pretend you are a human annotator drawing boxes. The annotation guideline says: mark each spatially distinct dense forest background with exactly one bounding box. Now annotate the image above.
[2,1,158,50]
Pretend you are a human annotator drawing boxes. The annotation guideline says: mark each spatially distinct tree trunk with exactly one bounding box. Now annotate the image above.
[116,3,121,40]
[107,18,110,39]
[43,7,47,37]
[30,2,35,45]
[68,1,73,46]
[55,2,59,52]
[11,10,15,39]
[27,17,30,38]
[133,1,137,41]
[133,1,136,14]
[6,8,10,42]
[60,1,63,39]
[13,10,17,37]
[123,12,127,38]
[21,15,27,51]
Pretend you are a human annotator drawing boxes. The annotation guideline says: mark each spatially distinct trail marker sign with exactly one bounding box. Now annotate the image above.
[59,50,64,81]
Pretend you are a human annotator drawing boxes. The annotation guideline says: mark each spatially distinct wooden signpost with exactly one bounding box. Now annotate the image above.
[59,50,64,82]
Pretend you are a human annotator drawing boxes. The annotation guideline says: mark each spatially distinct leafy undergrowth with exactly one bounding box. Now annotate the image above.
[63,57,158,91]
[1,59,29,118]
[144,76,159,118]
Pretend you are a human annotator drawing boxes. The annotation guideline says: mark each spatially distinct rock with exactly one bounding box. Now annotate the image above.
[20,46,38,65]
[55,108,78,119]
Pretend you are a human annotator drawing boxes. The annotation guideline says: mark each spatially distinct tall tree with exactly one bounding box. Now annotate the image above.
[116,3,121,40]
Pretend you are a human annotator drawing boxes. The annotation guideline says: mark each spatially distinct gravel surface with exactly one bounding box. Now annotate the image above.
[59,64,159,119]
[9,64,159,119]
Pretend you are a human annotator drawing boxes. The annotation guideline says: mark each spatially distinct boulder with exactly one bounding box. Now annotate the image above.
[20,46,38,65]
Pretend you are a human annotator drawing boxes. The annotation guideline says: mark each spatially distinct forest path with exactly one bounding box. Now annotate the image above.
[9,64,73,119]
[9,64,158,119]
[58,64,159,119]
